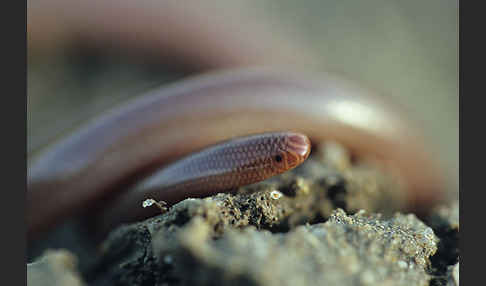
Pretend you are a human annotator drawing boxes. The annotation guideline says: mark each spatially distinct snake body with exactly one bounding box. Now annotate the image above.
[28,68,448,238]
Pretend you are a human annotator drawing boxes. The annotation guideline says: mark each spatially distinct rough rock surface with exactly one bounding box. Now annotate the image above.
[446,262,459,286]
[154,209,438,286]
[426,201,460,286]
[83,205,440,286]
[27,249,85,286]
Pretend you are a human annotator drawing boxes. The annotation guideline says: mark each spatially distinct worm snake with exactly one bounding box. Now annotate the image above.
[27,68,449,239]
[100,131,311,231]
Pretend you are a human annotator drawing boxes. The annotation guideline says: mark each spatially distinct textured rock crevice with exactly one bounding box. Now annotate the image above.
[426,202,459,286]
[87,207,441,286]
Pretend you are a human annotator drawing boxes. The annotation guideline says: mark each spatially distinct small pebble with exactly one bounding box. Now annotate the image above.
[270,190,283,200]
[142,199,156,208]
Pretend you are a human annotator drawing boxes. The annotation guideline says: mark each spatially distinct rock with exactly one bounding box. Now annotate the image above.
[446,262,459,286]
[27,249,85,286]
[89,207,440,286]
[155,209,439,286]
[426,200,460,286]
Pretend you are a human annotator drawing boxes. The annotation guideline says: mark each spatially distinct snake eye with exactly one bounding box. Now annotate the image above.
[274,154,283,163]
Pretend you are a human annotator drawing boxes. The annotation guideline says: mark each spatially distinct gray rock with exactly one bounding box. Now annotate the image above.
[426,200,460,286]
[446,262,459,286]
[27,249,85,286]
[150,209,438,286]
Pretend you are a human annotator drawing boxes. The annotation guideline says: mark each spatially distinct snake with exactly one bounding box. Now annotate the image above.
[28,68,449,239]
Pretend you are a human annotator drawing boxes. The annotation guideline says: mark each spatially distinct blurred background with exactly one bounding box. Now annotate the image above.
[28,0,458,194]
